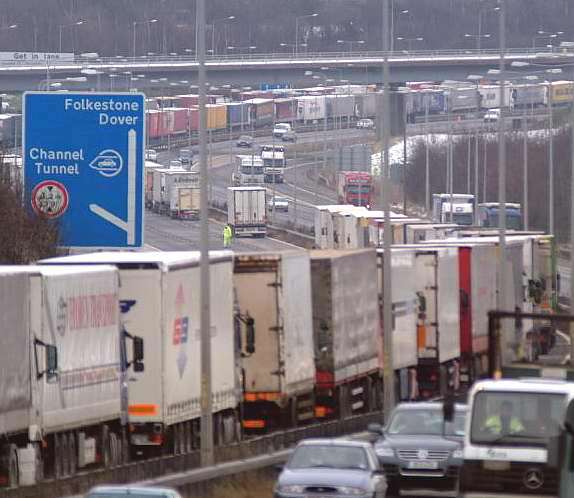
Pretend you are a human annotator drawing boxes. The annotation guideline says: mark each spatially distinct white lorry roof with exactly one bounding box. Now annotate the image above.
[0,264,117,276]
[228,186,266,191]
[41,251,232,269]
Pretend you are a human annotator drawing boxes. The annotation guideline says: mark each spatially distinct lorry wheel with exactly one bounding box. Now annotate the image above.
[53,434,62,479]
[33,442,44,483]
[121,428,130,464]
[101,425,111,468]
[7,444,18,488]
[68,433,77,476]
[109,432,118,466]
[184,422,193,453]
[60,433,70,477]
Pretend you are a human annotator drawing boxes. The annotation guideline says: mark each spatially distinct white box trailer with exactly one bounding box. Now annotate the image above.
[41,252,239,455]
[233,252,315,431]
[314,205,359,249]
[310,250,382,418]
[332,207,371,249]
[0,265,124,486]
[152,168,199,214]
[297,95,326,122]
[170,186,200,219]
[227,186,267,237]
[376,249,419,371]
[404,223,459,244]
[413,240,498,386]
[424,236,525,364]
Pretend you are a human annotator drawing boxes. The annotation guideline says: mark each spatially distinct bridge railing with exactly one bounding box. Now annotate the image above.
[0,46,570,70]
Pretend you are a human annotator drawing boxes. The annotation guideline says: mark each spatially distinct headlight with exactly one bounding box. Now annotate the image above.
[452,449,463,459]
[375,447,394,457]
[338,486,367,496]
[277,485,305,494]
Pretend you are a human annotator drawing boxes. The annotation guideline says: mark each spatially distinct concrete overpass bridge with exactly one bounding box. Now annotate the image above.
[2,47,574,92]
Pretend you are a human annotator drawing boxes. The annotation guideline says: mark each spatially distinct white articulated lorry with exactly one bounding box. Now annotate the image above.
[152,168,199,215]
[41,252,239,458]
[0,265,143,487]
[310,250,382,420]
[399,245,462,399]
[376,249,420,401]
[227,186,267,237]
[233,252,316,432]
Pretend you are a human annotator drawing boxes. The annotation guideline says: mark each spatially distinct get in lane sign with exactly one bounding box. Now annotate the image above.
[24,92,145,248]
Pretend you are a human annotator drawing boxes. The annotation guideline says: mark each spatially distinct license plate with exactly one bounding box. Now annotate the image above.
[407,461,439,469]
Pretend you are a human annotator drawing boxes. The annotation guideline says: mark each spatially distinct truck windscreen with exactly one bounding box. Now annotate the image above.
[470,391,564,446]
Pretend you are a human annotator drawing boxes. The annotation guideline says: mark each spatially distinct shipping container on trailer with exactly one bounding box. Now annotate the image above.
[310,250,382,420]
[152,168,199,214]
[156,96,181,109]
[145,98,159,111]
[227,186,267,237]
[0,265,127,487]
[549,80,574,105]
[144,161,162,208]
[510,83,546,108]
[297,95,326,121]
[146,110,161,139]
[41,252,239,457]
[354,93,379,119]
[233,252,316,431]
[274,98,298,121]
[376,249,420,401]
[205,104,227,130]
[225,102,251,128]
[368,217,424,246]
[244,98,274,127]
[325,94,355,119]
[477,84,513,110]
[161,107,189,134]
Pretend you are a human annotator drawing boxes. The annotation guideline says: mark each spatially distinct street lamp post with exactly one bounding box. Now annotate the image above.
[295,13,317,56]
[546,68,562,235]
[59,20,85,53]
[477,4,500,51]
[395,36,423,52]
[209,16,235,56]
[532,30,563,49]
[467,74,482,223]
[465,32,491,50]
[132,19,157,58]
[336,39,365,52]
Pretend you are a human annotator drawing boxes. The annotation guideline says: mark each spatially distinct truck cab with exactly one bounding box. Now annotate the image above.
[459,378,574,498]
[478,202,523,230]
[441,202,473,225]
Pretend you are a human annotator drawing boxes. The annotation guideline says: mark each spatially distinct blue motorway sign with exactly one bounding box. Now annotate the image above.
[24,92,145,248]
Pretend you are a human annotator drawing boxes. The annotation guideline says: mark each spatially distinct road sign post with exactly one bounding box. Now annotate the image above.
[24,92,145,248]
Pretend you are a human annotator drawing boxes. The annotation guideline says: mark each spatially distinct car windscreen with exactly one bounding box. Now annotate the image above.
[274,197,287,202]
[452,213,473,225]
[288,445,369,471]
[470,391,564,447]
[388,408,466,436]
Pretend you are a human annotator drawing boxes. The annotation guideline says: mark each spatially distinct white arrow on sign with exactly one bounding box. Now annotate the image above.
[89,128,137,245]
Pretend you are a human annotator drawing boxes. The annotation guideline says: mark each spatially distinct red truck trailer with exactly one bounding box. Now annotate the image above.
[337,171,373,207]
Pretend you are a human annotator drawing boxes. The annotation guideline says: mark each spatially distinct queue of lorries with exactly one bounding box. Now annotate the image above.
[0,191,558,491]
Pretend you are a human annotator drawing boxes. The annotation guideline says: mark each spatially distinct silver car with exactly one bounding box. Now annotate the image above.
[275,438,387,498]
[369,402,467,497]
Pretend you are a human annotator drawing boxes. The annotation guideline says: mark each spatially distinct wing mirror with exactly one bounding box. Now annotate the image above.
[368,423,384,435]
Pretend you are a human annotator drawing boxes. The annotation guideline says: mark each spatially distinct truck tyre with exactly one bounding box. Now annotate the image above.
[6,444,18,488]
[101,425,111,468]
[33,442,44,483]
[121,428,130,464]
[184,422,193,453]
[53,433,63,479]
[60,433,70,477]
[109,432,118,466]
[68,433,77,476]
